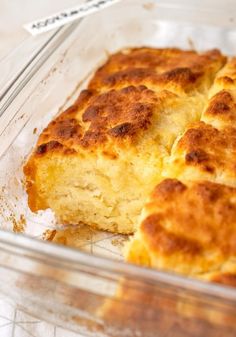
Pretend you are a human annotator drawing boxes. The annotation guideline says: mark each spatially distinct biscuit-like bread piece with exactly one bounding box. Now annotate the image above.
[103,178,236,334]
[165,58,236,186]
[126,179,236,282]
[24,48,225,234]
[24,88,202,233]
[209,57,236,97]
[165,121,236,187]
[203,89,236,129]
[203,59,236,128]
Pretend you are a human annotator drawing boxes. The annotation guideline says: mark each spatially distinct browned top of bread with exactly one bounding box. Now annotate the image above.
[32,47,225,157]
[203,89,236,129]
[89,48,225,94]
[36,85,162,152]
[127,179,236,279]
[209,57,236,96]
[164,55,236,185]
[175,122,236,176]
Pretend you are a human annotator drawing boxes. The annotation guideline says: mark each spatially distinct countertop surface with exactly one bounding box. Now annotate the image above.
[0,294,80,337]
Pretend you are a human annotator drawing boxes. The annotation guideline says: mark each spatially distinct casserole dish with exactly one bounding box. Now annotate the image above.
[1,1,236,336]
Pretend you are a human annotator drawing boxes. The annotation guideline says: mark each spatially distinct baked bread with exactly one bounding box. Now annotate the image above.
[164,59,236,186]
[89,48,225,96]
[24,47,225,234]
[126,179,236,285]
[123,53,236,286]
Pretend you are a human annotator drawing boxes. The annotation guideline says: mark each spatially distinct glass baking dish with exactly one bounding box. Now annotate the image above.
[1,0,236,336]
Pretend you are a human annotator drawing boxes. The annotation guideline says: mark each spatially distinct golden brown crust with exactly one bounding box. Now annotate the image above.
[23,158,47,212]
[127,179,236,279]
[36,86,168,153]
[30,48,226,156]
[205,90,234,118]
[203,89,236,128]
[209,57,236,96]
[166,121,236,186]
[142,214,203,256]
[80,86,156,147]
[89,48,226,94]
[90,67,201,94]
[165,61,236,185]
[178,122,236,173]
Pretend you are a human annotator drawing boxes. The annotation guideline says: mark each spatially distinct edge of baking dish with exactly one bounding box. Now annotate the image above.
[0,0,236,311]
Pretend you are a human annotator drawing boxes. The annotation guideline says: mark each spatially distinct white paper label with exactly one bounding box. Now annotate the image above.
[24,0,120,36]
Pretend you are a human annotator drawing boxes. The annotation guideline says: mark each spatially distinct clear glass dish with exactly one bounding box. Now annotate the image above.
[1,1,236,336]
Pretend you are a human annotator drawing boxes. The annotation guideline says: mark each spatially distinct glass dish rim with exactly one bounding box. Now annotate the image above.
[0,0,236,304]
[1,229,236,301]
